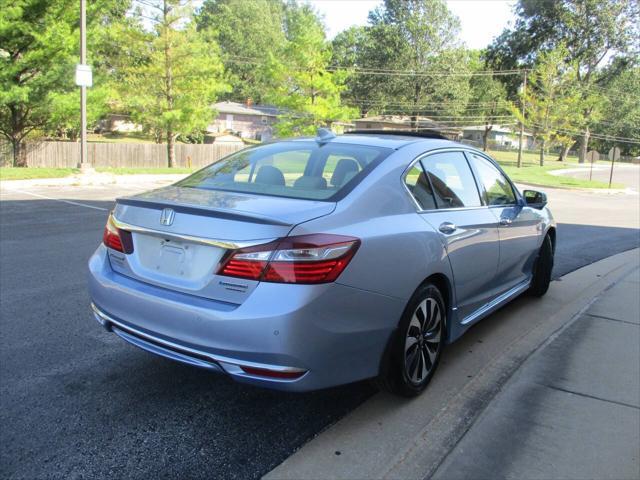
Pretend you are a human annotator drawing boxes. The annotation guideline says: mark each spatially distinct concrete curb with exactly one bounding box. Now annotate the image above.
[264,248,640,480]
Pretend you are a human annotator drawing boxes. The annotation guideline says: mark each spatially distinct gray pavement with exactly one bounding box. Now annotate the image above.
[554,162,640,192]
[433,266,640,480]
[0,180,638,480]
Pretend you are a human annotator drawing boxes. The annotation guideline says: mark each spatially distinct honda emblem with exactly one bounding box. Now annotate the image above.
[159,208,175,226]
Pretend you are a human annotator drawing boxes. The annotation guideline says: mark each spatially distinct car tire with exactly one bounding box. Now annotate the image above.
[375,283,445,397]
[529,234,554,297]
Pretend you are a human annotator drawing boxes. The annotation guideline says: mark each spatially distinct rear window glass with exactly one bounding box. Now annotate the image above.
[176,141,391,200]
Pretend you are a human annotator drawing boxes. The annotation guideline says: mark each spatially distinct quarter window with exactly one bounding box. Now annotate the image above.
[468,153,517,206]
[404,165,437,210]
[421,152,481,208]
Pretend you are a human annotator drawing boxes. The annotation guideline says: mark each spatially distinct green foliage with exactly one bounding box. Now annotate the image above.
[0,0,77,165]
[512,47,585,165]
[487,0,640,162]
[487,0,639,94]
[0,0,132,165]
[266,3,356,136]
[122,0,228,166]
[195,0,286,104]
[592,64,640,156]
[467,55,509,150]
[332,0,471,123]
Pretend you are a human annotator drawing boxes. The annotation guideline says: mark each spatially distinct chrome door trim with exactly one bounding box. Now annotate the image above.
[460,278,531,326]
[110,214,276,250]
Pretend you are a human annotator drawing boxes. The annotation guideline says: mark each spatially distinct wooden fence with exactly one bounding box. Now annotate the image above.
[0,141,246,168]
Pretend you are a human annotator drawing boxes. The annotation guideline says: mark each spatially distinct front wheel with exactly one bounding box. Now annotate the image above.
[529,234,554,297]
[376,283,445,397]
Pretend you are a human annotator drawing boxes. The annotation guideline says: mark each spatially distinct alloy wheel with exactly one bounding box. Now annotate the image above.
[404,297,442,385]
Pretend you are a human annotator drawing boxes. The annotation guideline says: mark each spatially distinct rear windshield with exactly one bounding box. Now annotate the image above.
[175,141,392,201]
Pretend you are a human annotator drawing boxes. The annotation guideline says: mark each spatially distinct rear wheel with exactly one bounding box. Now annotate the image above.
[376,283,445,397]
[529,234,554,297]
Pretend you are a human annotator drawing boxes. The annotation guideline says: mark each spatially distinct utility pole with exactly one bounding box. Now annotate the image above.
[516,70,527,169]
[78,0,91,172]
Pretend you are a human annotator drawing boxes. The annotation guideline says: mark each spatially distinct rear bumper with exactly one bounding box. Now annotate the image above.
[88,245,404,391]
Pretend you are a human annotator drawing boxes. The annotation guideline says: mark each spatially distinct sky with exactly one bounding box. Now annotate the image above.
[307,0,517,50]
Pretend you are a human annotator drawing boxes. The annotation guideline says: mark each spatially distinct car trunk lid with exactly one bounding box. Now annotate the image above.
[107,186,336,304]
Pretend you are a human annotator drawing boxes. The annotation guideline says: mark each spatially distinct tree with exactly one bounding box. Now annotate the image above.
[512,48,583,166]
[591,64,640,156]
[467,53,509,151]
[0,0,78,166]
[364,0,470,127]
[266,3,356,136]
[487,0,640,162]
[123,0,228,167]
[195,0,286,104]
[0,0,133,165]
[331,26,378,116]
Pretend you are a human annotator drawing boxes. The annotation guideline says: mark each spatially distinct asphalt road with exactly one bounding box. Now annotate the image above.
[0,182,638,479]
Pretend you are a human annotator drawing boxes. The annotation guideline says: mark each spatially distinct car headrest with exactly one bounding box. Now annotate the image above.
[330,158,359,187]
[293,175,327,190]
[255,165,285,186]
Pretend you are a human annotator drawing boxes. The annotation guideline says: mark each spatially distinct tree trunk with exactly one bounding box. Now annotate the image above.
[539,139,545,167]
[411,82,421,131]
[167,129,175,168]
[579,127,590,164]
[482,125,491,151]
[558,144,570,162]
[11,138,27,167]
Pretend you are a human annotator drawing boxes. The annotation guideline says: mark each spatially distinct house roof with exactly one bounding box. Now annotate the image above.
[212,101,278,117]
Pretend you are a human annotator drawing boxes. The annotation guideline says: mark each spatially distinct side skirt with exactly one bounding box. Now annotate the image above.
[460,278,531,328]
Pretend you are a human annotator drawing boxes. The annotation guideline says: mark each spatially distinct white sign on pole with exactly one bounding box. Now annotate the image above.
[608,147,621,161]
[75,64,92,87]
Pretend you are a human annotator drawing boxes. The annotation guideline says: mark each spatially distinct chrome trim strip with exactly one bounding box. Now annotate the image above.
[110,214,276,250]
[90,303,306,374]
[460,278,531,326]
[113,327,224,372]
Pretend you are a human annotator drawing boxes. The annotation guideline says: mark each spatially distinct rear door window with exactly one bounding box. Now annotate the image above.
[421,152,482,208]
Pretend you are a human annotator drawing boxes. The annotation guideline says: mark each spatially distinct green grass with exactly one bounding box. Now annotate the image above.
[0,167,79,181]
[499,164,621,189]
[95,167,195,175]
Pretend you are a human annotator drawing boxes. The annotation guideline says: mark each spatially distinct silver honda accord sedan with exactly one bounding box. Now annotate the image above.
[88,130,555,396]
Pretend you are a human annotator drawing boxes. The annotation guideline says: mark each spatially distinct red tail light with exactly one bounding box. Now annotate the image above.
[218,234,360,284]
[103,214,134,254]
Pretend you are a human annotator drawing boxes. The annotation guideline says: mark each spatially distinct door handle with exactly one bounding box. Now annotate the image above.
[439,222,457,234]
[500,218,513,226]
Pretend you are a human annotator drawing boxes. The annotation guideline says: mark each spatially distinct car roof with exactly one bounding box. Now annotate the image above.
[287,132,458,150]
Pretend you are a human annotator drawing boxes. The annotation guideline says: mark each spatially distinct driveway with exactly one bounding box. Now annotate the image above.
[0,180,638,479]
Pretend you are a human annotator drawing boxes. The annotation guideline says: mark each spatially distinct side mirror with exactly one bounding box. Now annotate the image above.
[523,189,547,209]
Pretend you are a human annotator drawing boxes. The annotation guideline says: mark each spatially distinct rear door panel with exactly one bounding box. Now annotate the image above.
[420,209,500,320]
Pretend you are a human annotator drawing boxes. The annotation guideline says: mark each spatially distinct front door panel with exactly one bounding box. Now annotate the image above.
[491,205,543,289]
